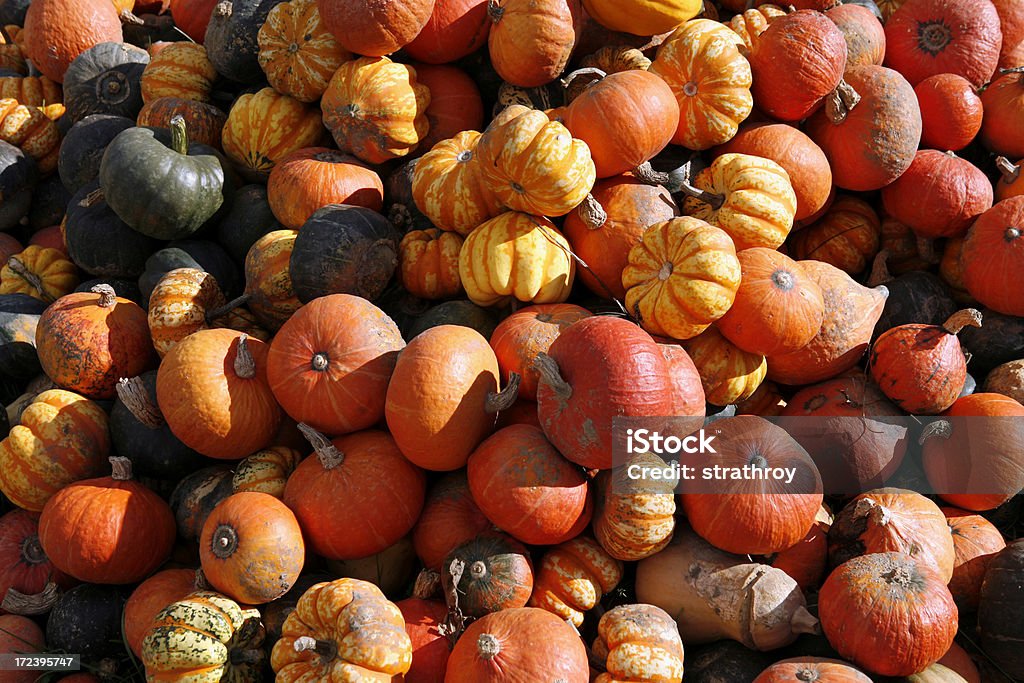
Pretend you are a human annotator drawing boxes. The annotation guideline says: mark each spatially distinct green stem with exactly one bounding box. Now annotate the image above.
[169,114,189,155]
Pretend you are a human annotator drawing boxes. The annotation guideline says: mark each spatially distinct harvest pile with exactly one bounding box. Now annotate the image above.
[0,0,1023,680]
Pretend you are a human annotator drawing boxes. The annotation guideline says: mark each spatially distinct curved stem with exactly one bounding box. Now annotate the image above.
[116,376,165,429]
[119,8,144,24]
[533,353,572,400]
[485,372,521,414]
[292,636,337,661]
[206,293,250,323]
[577,193,607,230]
[941,308,983,335]
[79,187,105,209]
[90,284,117,308]
[1,582,59,615]
[632,161,671,187]
[676,180,725,211]
[996,156,1021,184]
[169,114,189,155]
[559,66,607,91]
[233,334,256,379]
[824,79,861,124]
[866,249,893,286]
[487,0,504,22]
[109,456,133,481]
[297,422,345,469]
[413,568,441,599]
[918,419,952,446]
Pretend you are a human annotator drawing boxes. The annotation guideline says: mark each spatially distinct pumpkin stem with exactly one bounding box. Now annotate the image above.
[675,179,725,211]
[861,497,892,526]
[20,534,45,566]
[485,372,521,414]
[534,353,572,400]
[824,79,861,124]
[559,66,607,92]
[297,422,345,469]
[916,235,939,265]
[206,293,251,323]
[996,156,1021,183]
[577,193,608,229]
[79,186,105,208]
[169,114,189,156]
[632,161,671,187]
[119,8,144,24]
[487,0,504,22]
[195,568,211,591]
[790,605,821,635]
[1006,227,1022,242]
[116,376,165,429]
[233,334,256,379]
[998,66,1024,74]
[866,249,893,286]
[468,560,488,580]
[1,582,59,616]
[477,633,502,660]
[941,308,983,336]
[413,568,441,599]
[109,456,133,481]
[388,203,413,231]
[90,284,118,308]
[292,636,338,661]
[6,255,53,303]
[918,419,952,445]
[311,352,330,372]
[210,524,239,559]
[213,0,232,18]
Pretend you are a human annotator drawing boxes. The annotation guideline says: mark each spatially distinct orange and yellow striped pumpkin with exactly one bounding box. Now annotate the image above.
[0,76,61,108]
[243,229,302,331]
[140,42,217,104]
[0,246,78,302]
[0,44,26,75]
[592,605,685,683]
[257,0,349,103]
[528,536,623,627]
[0,98,61,173]
[147,267,227,357]
[681,326,767,405]
[398,228,464,300]
[727,4,787,50]
[221,87,325,176]
[232,446,303,498]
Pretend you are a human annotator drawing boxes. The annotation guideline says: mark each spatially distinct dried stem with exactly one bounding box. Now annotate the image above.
[559,66,607,91]
[942,308,983,335]
[675,179,725,211]
[233,334,256,379]
[413,568,441,599]
[6,256,52,303]
[90,284,117,307]
[577,193,608,229]
[996,156,1021,184]
[292,636,337,660]
[297,423,344,469]
[1,582,59,615]
[207,293,251,323]
[109,456,133,481]
[485,372,521,413]
[918,419,952,445]
[116,376,165,428]
[632,161,671,187]
[533,353,572,400]
[824,80,861,124]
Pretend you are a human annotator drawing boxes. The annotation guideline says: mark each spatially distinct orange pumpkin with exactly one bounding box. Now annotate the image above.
[995,157,1024,202]
[914,73,983,152]
[238,230,302,332]
[682,326,767,405]
[981,68,1024,158]
[123,568,198,658]
[754,658,872,683]
[0,98,61,173]
[398,228,464,300]
[414,63,486,153]
[222,87,325,177]
[140,42,216,104]
[788,195,881,274]
[257,0,350,103]
[267,147,383,229]
[317,0,435,57]
[942,506,1007,611]
[528,536,622,627]
[405,0,491,64]
[0,509,72,610]
[147,268,227,357]
[960,195,1024,317]
[23,0,122,83]
[487,0,582,88]
[137,97,227,149]
[827,4,885,67]
[727,5,787,50]
[412,472,492,571]
[0,75,62,108]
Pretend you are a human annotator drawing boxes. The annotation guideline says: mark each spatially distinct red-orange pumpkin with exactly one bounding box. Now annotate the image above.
[123,568,197,658]
[267,148,384,230]
[487,0,582,88]
[754,658,872,683]
[0,509,71,610]
[412,472,493,571]
[980,68,1024,158]
[657,340,706,433]
[788,195,881,274]
[23,0,122,82]
[413,63,485,153]
[397,597,450,683]
[0,614,44,683]
[441,533,534,618]
[993,0,1024,69]
[317,0,436,57]
[404,0,491,64]
[914,73,983,151]
[827,4,885,67]
[766,513,831,590]
[960,195,1024,316]
[942,506,1007,610]
[168,0,219,42]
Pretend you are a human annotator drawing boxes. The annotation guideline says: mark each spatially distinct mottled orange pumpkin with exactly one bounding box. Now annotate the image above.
[140,42,216,104]
[682,326,767,405]
[727,5,787,50]
[241,230,302,331]
[267,147,383,229]
[398,228,464,300]
[960,196,1024,316]
[147,268,227,357]
[593,453,677,560]
[788,195,881,274]
[23,0,122,83]
[487,0,582,88]
[528,536,622,627]
[0,75,62,108]
[222,87,324,177]
[0,98,61,172]
[592,604,685,683]
[317,0,435,57]
[828,4,885,67]
[0,246,77,303]
[137,96,227,149]
[257,0,350,103]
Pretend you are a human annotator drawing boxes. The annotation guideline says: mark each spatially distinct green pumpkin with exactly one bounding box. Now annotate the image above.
[0,293,46,380]
[0,140,36,231]
[99,116,229,240]
[65,181,162,279]
[141,591,265,682]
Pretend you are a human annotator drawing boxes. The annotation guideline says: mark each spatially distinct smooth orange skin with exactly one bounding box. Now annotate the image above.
[942,506,1006,611]
[123,568,197,658]
[0,615,45,683]
[914,74,983,151]
[412,472,492,571]
[961,196,1024,316]
[267,148,384,230]
[414,63,485,153]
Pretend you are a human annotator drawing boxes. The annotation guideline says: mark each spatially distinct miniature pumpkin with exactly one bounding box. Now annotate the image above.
[0,98,61,172]
[592,604,685,683]
[0,509,71,611]
[320,56,429,165]
[412,472,492,571]
[788,195,881,274]
[914,73,983,151]
[267,147,383,229]
[123,568,198,659]
[727,5,787,50]
[137,97,227,149]
[398,228,464,301]
[140,42,216,104]
[405,0,491,64]
[147,267,227,356]
[528,536,622,627]
[317,0,434,57]
[980,68,1024,158]
[754,658,872,682]
[257,0,349,103]
[593,452,678,561]
[222,87,325,177]
[440,533,534,618]
[0,75,62,109]
[621,216,741,340]
[0,247,77,303]
[682,326,767,405]
[487,0,582,88]
[960,196,1024,317]
[22,0,123,83]
[942,506,1007,611]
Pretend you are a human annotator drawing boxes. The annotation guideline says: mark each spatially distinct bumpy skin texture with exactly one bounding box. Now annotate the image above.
[593,604,685,683]
[23,0,122,83]
[0,99,61,173]
[828,4,886,67]
[318,0,435,57]
[488,0,581,88]
[258,0,349,103]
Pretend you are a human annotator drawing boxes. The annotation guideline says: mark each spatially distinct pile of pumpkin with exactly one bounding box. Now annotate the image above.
[1,0,1024,680]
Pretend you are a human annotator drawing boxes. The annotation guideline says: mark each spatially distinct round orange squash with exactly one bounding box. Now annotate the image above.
[788,195,881,275]
[960,195,1024,317]
[317,0,435,57]
[412,472,492,571]
[123,568,198,658]
[980,68,1024,158]
[487,0,582,88]
[914,73,983,151]
[267,147,383,230]
[942,506,1007,611]
[414,63,485,153]
[23,0,122,83]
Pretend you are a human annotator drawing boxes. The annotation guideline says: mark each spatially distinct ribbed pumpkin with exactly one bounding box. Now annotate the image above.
[23,0,123,83]
[942,506,1007,610]
[405,0,491,64]
[412,472,492,571]
[0,42,25,76]
[980,68,1024,158]
[147,267,226,356]
[593,451,677,561]
[818,552,957,677]
[562,68,679,176]
[411,130,504,236]
[284,427,425,559]
[915,73,983,151]
[0,509,71,611]
[727,5,787,50]
[39,456,174,584]
[995,157,1024,202]
[0,247,77,303]
[650,18,752,151]
[440,533,534,618]
[267,147,383,229]
[749,10,847,121]
[317,0,435,57]
[267,294,404,435]
[682,326,767,405]
[717,249,825,356]
[257,0,349,103]
[487,0,581,88]
[805,65,922,192]
[320,56,429,165]
[0,75,61,108]
[0,389,109,512]
[476,108,596,217]
[156,329,281,459]
[881,150,993,239]
[0,98,61,172]
[528,536,622,627]
[960,196,1024,316]
[123,568,197,659]
[137,97,227,149]
[222,87,325,177]
[592,604,686,683]
[681,153,797,251]
[536,316,675,470]
[140,42,216,104]
[789,195,880,274]
[754,658,872,682]
[621,216,741,340]
[142,591,266,681]
[459,211,575,307]
[398,228,464,300]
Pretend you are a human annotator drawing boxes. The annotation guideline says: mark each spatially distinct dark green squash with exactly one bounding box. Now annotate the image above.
[0,140,36,232]
[63,42,150,123]
[214,184,282,264]
[405,300,503,341]
[168,238,241,297]
[685,641,776,683]
[111,371,210,480]
[385,156,433,232]
[204,0,287,83]
[28,175,72,232]
[840,0,883,21]
[138,247,205,305]
[46,584,130,671]
[376,283,431,338]
[960,309,1024,377]
[99,117,230,240]
[872,272,957,339]
[65,181,162,278]
[169,464,234,541]
[0,293,46,380]
[979,541,1024,679]
[58,114,135,195]
[289,204,401,303]
[122,12,185,48]
[0,0,30,26]
[75,277,143,303]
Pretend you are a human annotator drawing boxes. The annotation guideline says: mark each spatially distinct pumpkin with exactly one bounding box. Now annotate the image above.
[748,10,847,122]
[157,329,281,459]
[995,157,1024,201]
[583,0,700,35]
[459,211,575,307]
[766,511,831,590]
[477,108,595,217]
[828,4,885,67]
[203,0,293,84]
[61,42,147,125]
[404,299,503,341]
[0,246,77,303]
[978,541,1024,679]
[593,452,677,561]
[257,0,349,103]
[222,87,324,177]
[57,115,133,195]
[100,118,229,240]
[829,488,956,582]
[0,614,44,682]
[621,216,741,340]
[147,267,227,356]
[405,0,490,64]
[267,293,404,435]
[445,606,588,683]
[411,131,503,236]
[920,392,1024,511]
[682,326,767,405]
[34,285,154,399]
[140,42,216,104]
[960,196,1024,316]
[680,153,797,251]
[0,509,70,612]
[0,75,61,110]
[487,0,581,88]
[881,151,992,240]
[937,643,981,683]
[727,5,787,50]
[981,68,1024,158]
[123,568,198,659]
[398,228,464,300]
[23,0,123,83]
[914,74,983,151]
[818,552,957,677]
[215,184,283,263]
[883,0,1002,88]
[320,56,428,165]
[528,536,622,627]
[284,426,425,559]
[649,19,752,151]
[288,204,401,303]
[137,97,227,149]
[941,506,1006,610]
[270,578,411,679]
[754,658,872,682]
[0,140,33,232]
[168,0,220,41]
[0,98,61,173]
[717,249,825,356]
[142,591,266,680]
[413,472,492,571]
[63,183,161,279]
[267,148,382,230]
[767,260,888,386]
[591,604,685,683]
[317,0,434,57]
[562,68,679,176]
[440,533,533,618]
[657,340,708,430]
[789,195,880,274]
[0,44,24,77]
[869,308,981,414]
[414,63,485,153]
[39,456,175,584]
[985,358,1024,403]
[397,596,449,683]
[805,65,922,192]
